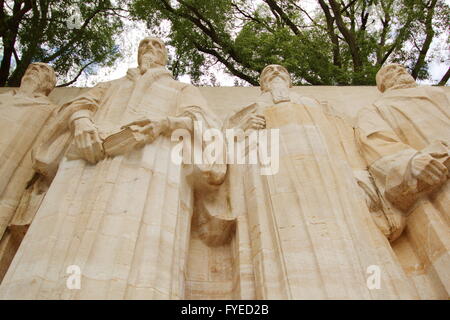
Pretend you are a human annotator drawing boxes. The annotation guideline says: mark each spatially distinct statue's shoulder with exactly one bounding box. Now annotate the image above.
[424,85,450,101]
[373,91,397,108]
[0,90,15,107]
[375,85,444,105]
[92,78,119,90]
[423,85,444,93]
[35,95,56,107]
[0,90,15,98]
[291,92,320,107]
[168,78,192,91]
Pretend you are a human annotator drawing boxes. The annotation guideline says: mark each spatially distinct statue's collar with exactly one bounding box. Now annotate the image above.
[11,89,48,100]
[126,66,172,82]
[385,83,418,92]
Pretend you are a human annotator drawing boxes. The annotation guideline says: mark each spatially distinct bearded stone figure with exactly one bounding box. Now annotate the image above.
[356,64,450,297]
[0,63,57,281]
[0,63,57,237]
[0,38,227,299]
[226,65,418,299]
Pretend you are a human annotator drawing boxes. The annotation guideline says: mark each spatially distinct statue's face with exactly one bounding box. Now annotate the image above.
[138,38,167,70]
[260,65,291,91]
[376,64,416,92]
[21,63,56,96]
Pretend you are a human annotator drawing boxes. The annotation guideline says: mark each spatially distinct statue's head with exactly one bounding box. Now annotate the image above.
[376,64,416,93]
[260,64,292,92]
[137,37,168,72]
[20,63,56,96]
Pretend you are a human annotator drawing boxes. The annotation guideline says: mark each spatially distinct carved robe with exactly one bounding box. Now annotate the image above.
[230,91,418,299]
[0,67,225,299]
[0,91,55,238]
[356,86,450,296]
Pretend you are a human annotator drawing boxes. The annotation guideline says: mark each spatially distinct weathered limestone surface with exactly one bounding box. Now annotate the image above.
[356,64,450,299]
[0,53,448,299]
[2,85,386,123]
[0,38,229,299]
[1,85,448,125]
[0,63,57,282]
[223,65,418,299]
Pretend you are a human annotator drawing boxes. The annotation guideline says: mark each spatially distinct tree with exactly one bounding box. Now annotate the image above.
[130,0,449,86]
[0,0,126,87]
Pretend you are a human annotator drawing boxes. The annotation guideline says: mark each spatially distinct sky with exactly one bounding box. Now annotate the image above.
[69,0,449,87]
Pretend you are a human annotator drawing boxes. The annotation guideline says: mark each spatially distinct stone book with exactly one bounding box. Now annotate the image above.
[102,126,147,157]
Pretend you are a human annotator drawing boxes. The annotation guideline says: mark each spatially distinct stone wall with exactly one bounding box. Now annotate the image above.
[1,85,449,300]
[3,86,448,124]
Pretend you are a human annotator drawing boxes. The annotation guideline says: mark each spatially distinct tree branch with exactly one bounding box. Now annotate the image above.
[318,0,342,68]
[56,60,96,87]
[263,0,300,35]
[438,67,450,86]
[160,0,254,72]
[43,4,114,62]
[230,1,274,32]
[192,40,258,86]
[0,0,32,86]
[411,0,438,79]
[328,0,363,73]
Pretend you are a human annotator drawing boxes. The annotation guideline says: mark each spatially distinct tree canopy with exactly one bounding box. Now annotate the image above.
[1,0,449,87]
[130,0,449,86]
[0,0,125,87]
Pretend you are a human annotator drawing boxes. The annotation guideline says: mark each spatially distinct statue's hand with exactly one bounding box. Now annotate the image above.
[411,152,448,188]
[73,117,104,164]
[121,117,152,128]
[122,117,169,144]
[239,113,266,131]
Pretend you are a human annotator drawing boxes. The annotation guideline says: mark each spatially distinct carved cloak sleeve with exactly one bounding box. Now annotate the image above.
[356,105,446,211]
[174,84,227,185]
[174,85,234,247]
[32,82,110,179]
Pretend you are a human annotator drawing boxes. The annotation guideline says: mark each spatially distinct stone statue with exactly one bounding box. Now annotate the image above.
[356,63,450,295]
[225,64,418,299]
[0,38,226,299]
[0,63,57,237]
[0,63,57,281]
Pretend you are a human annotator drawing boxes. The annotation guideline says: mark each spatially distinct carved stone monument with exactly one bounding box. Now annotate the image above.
[356,64,450,298]
[0,48,448,300]
[225,64,418,299]
[0,38,226,299]
[0,63,57,281]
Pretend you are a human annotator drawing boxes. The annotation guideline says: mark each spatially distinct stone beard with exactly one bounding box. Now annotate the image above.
[267,77,291,104]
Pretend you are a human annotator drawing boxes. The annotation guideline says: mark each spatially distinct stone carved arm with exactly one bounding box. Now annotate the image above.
[354,169,406,241]
[223,103,267,138]
[380,142,449,211]
[104,114,197,158]
[174,85,236,247]
[324,104,407,242]
[71,117,104,164]
[121,115,194,141]
[66,84,113,164]
[357,107,449,212]
[33,82,110,177]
